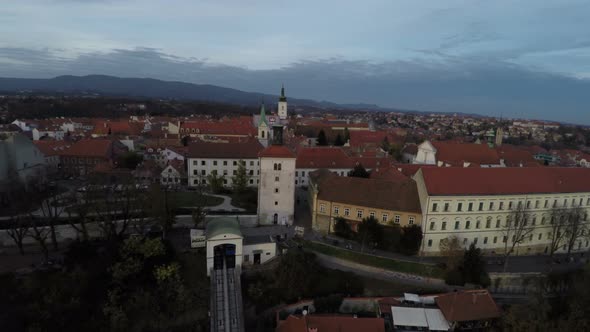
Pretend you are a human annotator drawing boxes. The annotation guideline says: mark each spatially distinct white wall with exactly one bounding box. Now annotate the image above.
[243,242,277,265]
[187,157,259,187]
[258,157,296,225]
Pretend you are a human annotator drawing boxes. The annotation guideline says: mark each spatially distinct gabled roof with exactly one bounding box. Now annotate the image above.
[277,314,384,332]
[296,147,353,168]
[310,170,421,213]
[419,167,590,196]
[432,141,501,165]
[495,144,538,167]
[33,140,72,156]
[187,138,263,159]
[435,290,501,322]
[61,139,114,158]
[258,145,295,158]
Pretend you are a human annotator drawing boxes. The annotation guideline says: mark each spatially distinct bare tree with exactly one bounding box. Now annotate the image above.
[439,235,463,270]
[502,202,534,272]
[6,216,30,255]
[29,217,51,261]
[36,186,67,250]
[564,206,589,259]
[65,190,91,242]
[548,208,569,258]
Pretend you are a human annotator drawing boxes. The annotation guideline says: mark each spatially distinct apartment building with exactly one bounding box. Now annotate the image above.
[413,167,590,256]
[186,139,263,187]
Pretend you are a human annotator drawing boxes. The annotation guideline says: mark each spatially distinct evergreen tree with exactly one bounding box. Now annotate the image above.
[206,170,225,194]
[348,163,370,178]
[343,127,350,144]
[400,224,423,255]
[317,129,328,146]
[231,160,250,193]
[334,217,352,238]
[357,216,382,252]
[334,133,344,146]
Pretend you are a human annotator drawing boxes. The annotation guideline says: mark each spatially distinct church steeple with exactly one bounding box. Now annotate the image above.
[258,102,268,127]
[279,84,287,102]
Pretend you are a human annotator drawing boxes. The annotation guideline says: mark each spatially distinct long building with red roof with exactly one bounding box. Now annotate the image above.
[413,167,590,256]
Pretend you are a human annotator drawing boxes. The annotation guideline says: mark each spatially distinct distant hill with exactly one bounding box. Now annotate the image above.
[0,75,385,110]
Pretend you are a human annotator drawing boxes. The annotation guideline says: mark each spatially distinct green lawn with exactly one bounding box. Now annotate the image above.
[171,192,224,207]
[303,240,445,279]
[230,189,258,212]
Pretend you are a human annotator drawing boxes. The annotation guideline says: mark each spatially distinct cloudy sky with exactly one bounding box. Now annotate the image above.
[1,0,590,124]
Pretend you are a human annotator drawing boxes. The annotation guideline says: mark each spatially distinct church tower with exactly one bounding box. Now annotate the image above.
[257,103,269,147]
[257,125,296,225]
[277,84,288,120]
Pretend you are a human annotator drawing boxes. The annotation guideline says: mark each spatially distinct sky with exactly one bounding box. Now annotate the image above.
[1,0,590,124]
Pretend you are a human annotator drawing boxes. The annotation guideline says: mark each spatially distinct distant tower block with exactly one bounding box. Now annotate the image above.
[257,125,296,225]
[278,84,288,120]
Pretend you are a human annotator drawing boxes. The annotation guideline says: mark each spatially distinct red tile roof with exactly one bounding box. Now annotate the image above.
[93,121,142,136]
[296,147,354,168]
[259,145,296,158]
[311,170,422,213]
[180,118,256,136]
[187,138,263,159]
[61,139,115,159]
[419,167,590,196]
[349,130,403,148]
[432,141,501,165]
[435,290,501,322]
[33,140,72,156]
[495,144,538,167]
[277,315,385,332]
[370,165,409,182]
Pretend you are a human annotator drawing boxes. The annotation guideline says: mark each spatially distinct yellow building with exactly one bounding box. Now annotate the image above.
[308,169,422,233]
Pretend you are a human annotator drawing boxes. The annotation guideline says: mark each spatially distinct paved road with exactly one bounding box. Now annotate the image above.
[206,194,245,212]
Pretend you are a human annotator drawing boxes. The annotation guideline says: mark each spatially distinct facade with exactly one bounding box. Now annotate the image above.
[277,85,288,120]
[60,139,127,176]
[0,133,47,187]
[160,160,186,186]
[257,103,270,147]
[413,167,590,256]
[186,138,263,188]
[258,127,296,225]
[295,147,354,187]
[308,169,422,233]
[414,140,504,167]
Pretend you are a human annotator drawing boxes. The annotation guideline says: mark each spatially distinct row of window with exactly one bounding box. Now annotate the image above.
[319,204,415,224]
[427,236,590,249]
[192,178,257,185]
[429,212,589,231]
[295,170,347,177]
[62,157,102,164]
[432,197,590,213]
[192,169,257,176]
[191,159,257,167]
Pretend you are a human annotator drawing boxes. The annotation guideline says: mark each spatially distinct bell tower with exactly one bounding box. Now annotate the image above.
[278,84,288,120]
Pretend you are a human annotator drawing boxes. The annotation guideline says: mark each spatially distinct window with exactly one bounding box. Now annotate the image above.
[457,203,463,212]
[518,201,522,209]
[213,160,217,166]
[369,211,375,218]
[223,160,227,166]
[468,203,473,211]
[499,202,504,210]
[409,216,415,225]
[192,160,198,166]
[529,234,533,242]
[454,221,460,230]
[553,200,557,208]
[535,200,540,208]
[473,238,478,245]
[343,208,350,217]
[319,204,325,213]
[249,170,254,175]
[201,170,206,175]
[564,199,568,207]
[463,238,468,245]
[223,179,227,184]
[275,176,279,182]
[432,203,438,212]
[544,200,549,208]
[201,160,206,166]
[295,171,299,176]
[249,179,253,184]
[503,236,507,243]
[233,161,238,166]
[483,237,488,244]
[302,171,306,176]
[233,170,237,175]
[509,201,513,210]
[478,202,483,211]
[587,198,590,205]
[394,215,401,224]
[334,206,340,215]
[295,180,298,185]
[486,217,491,228]
[193,170,198,175]
[526,201,531,209]
[441,222,447,230]
[444,203,449,212]
[538,233,542,240]
[429,222,435,230]
[357,210,363,219]
[382,214,388,222]
[223,170,228,176]
[465,220,471,229]
[541,216,546,225]
[274,188,279,193]
[274,201,278,206]
[476,220,481,229]
[428,239,433,247]
[250,161,254,166]
[532,216,536,225]
[489,202,494,211]
[493,236,498,244]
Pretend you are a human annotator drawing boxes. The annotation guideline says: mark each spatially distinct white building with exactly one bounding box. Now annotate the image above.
[258,127,296,225]
[160,160,186,186]
[0,133,47,188]
[186,139,263,188]
[413,140,504,167]
[413,167,590,256]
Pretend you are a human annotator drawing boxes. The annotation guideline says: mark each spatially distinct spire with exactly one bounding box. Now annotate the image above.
[279,84,287,102]
[258,102,268,126]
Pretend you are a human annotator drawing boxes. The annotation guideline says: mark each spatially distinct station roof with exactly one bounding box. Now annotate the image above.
[206,217,242,240]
